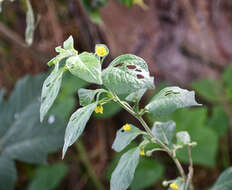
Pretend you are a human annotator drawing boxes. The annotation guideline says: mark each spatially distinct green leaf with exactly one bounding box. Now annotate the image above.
[207,106,229,137]
[102,54,154,95]
[50,73,88,120]
[62,102,97,158]
[106,145,164,190]
[176,131,191,145]
[47,36,77,67]
[145,86,201,118]
[78,88,105,106]
[130,158,164,190]
[0,74,65,164]
[40,66,65,122]
[112,124,143,152]
[25,0,35,46]
[169,108,218,167]
[66,52,102,85]
[110,147,140,190]
[223,64,232,87]
[28,163,68,190]
[192,79,222,102]
[125,88,146,103]
[210,167,232,190]
[63,36,74,50]
[0,156,17,190]
[151,120,176,146]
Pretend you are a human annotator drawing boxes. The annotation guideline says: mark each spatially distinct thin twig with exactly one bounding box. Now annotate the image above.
[114,93,187,180]
[184,145,193,190]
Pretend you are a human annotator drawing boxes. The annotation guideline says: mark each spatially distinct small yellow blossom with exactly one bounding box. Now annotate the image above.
[140,149,145,156]
[170,182,179,190]
[94,105,103,114]
[122,123,131,131]
[96,46,107,57]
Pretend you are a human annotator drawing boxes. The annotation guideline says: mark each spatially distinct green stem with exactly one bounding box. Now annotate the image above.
[113,93,187,181]
[184,145,193,190]
[75,140,105,190]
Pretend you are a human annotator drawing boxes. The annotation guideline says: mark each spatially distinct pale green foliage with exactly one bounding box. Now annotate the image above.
[211,167,232,190]
[125,88,147,103]
[66,52,102,84]
[25,0,35,46]
[78,88,105,106]
[176,131,191,145]
[152,121,176,146]
[62,103,97,158]
[40,37,203,190]
[130,158,164,190]
[102,54,154,94]
[40,65,65,122]
[146,87,201,117]
[112,124,144,152]
[110,147,140,190]
[106,146,164,190]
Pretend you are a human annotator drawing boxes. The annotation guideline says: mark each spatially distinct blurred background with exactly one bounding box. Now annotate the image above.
[0,0,232,190]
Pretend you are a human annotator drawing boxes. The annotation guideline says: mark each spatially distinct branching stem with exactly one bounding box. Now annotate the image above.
[113,93,187,181]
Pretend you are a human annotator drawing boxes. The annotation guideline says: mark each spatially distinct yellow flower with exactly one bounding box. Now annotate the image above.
[94,105,103,114]
[96,46,107,57]
[170,182,179,190]
[140,149,145,156]
[122,123,131,131]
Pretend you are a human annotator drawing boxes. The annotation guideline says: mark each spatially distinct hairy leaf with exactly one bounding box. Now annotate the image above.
[66,52,102,85]
[0,156,17,190]
[106,145,164,190]
[102,54,154,95]
[211,167,232,190]
[63,36,74,50]
[40,66,65,122]
[110,147,140,190]
[112,124,143,152]
[78,88,105,106]
[62,103,97,158]
[125,88,147,103]
[176,131,191,145]
[47,36,77,67]
[130,158,164,190]
[145,86,201,117]
[152,121,176,146]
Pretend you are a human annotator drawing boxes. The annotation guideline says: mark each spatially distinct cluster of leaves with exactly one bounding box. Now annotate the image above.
[0,75,66,190]
[146,65,232,169]
[40,36,204,189]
